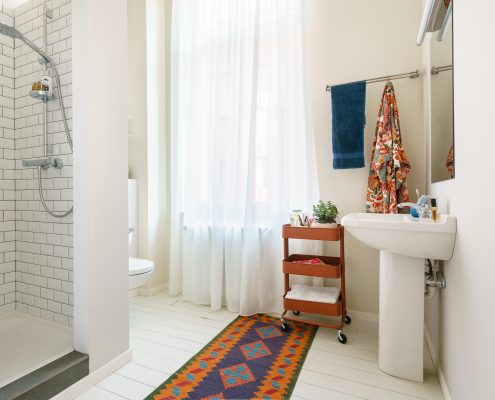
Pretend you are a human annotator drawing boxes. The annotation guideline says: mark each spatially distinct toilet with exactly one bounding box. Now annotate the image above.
[129,257,154,290]
[128,179,155,289]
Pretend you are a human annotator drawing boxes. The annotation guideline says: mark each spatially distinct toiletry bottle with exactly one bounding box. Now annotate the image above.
[41,73,52,95]
[291,210,302,227]
[431,198,437,222]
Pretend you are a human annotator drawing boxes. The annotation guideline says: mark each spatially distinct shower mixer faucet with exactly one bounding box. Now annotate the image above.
[22,157,64,170]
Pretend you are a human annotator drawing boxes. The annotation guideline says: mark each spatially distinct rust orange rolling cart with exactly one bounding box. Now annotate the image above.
[280,224,351,343]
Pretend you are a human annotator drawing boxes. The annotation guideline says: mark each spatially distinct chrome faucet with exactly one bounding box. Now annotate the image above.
[398,193,431,219]
[22,157,64,170]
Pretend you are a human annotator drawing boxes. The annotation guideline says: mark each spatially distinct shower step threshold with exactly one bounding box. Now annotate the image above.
[0,351,89,400]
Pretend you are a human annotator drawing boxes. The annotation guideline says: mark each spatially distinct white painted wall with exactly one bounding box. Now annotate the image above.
[127,0,171,292]
[144,0,171,291]
[72,0,129,371]
[303,0,425,313]
[425,1,495,398]
[127,0,148,261]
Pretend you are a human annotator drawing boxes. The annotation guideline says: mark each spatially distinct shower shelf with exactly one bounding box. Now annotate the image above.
[29,90,56,101]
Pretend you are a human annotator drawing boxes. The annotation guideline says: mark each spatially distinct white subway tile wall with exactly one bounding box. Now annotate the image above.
[0,0,72,326]
[0,5,16,316]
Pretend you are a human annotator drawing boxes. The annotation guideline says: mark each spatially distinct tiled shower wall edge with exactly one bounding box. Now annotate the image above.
[0,5,16,315]
[0,0,73,327]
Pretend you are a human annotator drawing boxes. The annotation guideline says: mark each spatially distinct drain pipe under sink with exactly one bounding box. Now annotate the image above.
[424,259,446,299]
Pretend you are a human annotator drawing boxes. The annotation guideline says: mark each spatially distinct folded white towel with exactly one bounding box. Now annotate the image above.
[285,284,341,304]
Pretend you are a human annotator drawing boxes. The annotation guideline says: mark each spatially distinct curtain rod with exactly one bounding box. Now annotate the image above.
[325,69,421,92]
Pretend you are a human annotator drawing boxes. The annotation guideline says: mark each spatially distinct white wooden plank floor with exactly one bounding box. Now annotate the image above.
[76,291,443,400]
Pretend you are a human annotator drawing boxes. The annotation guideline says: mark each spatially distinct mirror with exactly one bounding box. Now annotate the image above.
[430,13,454,183]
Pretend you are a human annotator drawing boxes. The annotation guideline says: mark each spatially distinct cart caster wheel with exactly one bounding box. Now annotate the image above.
[344,315,352,324]
[281,321,290,332]
[337,330,347,344]
[292,310,300,316]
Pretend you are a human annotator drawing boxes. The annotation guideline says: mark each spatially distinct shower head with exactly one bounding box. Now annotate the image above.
[0,22,22,39]
[0,22,51,64]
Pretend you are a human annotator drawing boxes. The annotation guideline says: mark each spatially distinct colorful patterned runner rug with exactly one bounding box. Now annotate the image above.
[145,314,318,400]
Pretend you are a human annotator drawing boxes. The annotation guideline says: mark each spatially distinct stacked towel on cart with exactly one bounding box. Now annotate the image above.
[285,284,340,304]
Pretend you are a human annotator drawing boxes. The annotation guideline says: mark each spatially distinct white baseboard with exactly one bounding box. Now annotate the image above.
[140,282,167,297]
[51,349,133,400]
[424,327,452,400]
[347,308,378,323]
[129,282,168,299]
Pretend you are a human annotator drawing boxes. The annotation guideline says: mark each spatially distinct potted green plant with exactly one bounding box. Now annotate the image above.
[311,200,339,228]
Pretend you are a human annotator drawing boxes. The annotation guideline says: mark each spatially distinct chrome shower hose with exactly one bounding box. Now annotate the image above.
[37,59,73,218]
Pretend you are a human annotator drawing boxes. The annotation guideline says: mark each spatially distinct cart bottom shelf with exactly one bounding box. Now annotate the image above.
[284,297,341,315]
[282,285,347,331]
[280,311,349,344]
[281,308,344,329]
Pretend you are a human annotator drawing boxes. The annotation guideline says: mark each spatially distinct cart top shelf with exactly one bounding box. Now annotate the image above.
[282,224,342,241]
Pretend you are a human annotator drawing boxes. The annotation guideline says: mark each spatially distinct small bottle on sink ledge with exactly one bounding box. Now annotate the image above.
[431,198,437,222]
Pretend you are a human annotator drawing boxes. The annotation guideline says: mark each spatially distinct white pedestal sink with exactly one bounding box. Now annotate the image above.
[341,213,456,382]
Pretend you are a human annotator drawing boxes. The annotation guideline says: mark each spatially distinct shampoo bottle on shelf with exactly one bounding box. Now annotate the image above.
[41,73,52,95]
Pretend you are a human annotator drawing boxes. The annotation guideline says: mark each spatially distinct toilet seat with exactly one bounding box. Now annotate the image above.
[129,258,154,276]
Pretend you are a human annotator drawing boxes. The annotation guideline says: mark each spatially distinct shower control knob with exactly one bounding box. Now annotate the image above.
[53,158,64,169]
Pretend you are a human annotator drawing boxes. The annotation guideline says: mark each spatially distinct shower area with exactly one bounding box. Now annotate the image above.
[0,0,74,390]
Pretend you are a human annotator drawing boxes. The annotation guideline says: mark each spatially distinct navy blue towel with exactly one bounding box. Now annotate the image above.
[330,81,366,169]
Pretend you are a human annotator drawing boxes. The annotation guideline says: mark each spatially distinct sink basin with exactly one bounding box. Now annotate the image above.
[341,213,456,259]
[341,212,457,382]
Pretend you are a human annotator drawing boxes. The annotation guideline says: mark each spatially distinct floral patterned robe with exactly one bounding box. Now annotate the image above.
[446,145,454,178]
[366,81,410,214]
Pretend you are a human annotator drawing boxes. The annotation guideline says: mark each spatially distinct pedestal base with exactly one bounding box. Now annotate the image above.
[379,251,424,382]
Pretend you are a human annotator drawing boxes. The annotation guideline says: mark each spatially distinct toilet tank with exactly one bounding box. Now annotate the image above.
[128,179,138,257]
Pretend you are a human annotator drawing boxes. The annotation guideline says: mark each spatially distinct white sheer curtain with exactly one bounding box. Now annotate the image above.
[169,0,318,315]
